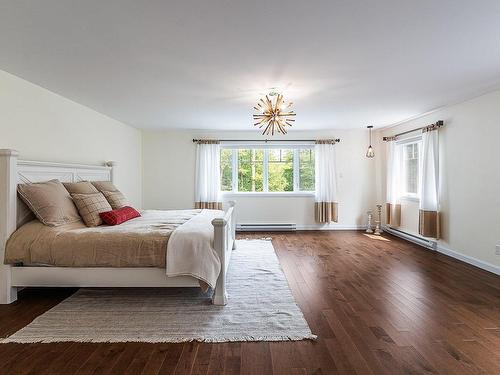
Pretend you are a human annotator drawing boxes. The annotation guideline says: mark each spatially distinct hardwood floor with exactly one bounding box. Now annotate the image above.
[0,231,499,374]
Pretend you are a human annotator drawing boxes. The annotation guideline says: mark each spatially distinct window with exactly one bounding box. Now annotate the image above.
[220,146,315,194]
[400,140,421,198]
[220,148,233,192]
[299,148,315,191]
[238,149,264,192]
[268,149,293,192]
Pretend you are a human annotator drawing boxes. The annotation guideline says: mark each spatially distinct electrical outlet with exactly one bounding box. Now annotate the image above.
[496,245,500,255]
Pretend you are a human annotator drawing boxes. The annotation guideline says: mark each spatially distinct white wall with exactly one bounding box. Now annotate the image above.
[142,129,376,229]
[0,70,142,206]
[3,67,497,271]
[376,89,500,269]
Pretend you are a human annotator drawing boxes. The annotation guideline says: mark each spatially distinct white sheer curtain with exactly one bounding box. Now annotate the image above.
[314,141,338,223]
[419,129,440,238]
[194,141,222,210]
[386,140,402,226]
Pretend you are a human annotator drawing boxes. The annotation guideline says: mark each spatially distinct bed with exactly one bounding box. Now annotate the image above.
[0,149,236,305]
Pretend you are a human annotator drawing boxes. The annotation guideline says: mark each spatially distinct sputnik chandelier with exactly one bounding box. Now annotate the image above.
[253,92,295,135]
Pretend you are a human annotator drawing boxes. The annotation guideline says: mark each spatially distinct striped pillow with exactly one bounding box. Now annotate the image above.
[102,190,128,209]
[71,192,112,227]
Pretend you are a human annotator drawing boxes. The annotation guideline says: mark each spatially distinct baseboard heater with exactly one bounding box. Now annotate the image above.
[237,223,296,232]
[384,226,437,250]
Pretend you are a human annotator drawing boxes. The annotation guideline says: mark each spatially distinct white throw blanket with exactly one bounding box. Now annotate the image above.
[166,209,224,289]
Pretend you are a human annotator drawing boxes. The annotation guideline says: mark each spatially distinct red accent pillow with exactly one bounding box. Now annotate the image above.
[99,206,141,225]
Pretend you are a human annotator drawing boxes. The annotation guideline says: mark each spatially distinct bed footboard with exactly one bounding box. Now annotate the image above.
[211,200,236,305]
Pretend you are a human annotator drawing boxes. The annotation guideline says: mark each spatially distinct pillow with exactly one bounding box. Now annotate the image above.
[91,181,118,192]
[91,181,130,209]
[17,179,81,226]
[99,206,141,225]
[101,190,128,209]
[63,181,99,194]
[71,192,112,227]
[17,198,36,228]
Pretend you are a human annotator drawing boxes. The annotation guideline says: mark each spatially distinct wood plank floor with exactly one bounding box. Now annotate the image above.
[1,231,499,374]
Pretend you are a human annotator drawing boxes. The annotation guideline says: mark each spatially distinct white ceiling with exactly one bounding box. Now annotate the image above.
[1,1,500,130]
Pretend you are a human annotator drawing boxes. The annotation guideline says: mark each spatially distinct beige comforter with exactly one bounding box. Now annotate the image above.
[4,209,201,267]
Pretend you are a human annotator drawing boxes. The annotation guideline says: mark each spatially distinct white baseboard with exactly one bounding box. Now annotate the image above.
[384,226,437,250]
[384,226,500,276]
[295,224,364,231]
[437,245,500,276]
[236,224,364,231]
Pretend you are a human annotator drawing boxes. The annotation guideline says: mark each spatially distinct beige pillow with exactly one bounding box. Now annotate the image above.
[91,181,118,192]
[63,181,99,194]
[102,190,128,209]
[71,192,112,227]
[17,198,36,228]
[91,181,130,209]
[17,179,81,226]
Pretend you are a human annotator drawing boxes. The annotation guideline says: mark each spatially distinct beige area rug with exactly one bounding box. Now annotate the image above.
[2,240,316,343]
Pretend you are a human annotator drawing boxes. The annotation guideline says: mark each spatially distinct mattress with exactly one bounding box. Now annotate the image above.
[4,209,200,268]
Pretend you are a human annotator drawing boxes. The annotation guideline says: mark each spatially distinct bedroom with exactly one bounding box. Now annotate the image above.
[0,1,499,374]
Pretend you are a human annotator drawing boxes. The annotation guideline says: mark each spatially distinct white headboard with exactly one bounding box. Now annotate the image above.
[15,159,114,228]
[0,149,115,303]
[0,149,114,302]
[17,159,113,184]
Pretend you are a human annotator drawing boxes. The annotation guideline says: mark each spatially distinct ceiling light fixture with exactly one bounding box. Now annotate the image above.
[253,92,295,135]
[366,125,375,158]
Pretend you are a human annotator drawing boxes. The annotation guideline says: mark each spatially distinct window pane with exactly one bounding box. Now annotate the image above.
[220,149,233,191]
[238,149,264,192]
[404,143,419,194]
[299,149,315,191]
[268,149,293,192]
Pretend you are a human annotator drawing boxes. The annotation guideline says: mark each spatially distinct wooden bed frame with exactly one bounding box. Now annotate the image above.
[0,149,236,305]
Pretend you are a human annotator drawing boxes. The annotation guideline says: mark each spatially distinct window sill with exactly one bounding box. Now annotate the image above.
[401,195,420,203]
[222,192,315,198]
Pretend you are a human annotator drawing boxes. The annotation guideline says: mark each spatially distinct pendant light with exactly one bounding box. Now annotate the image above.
[366,125,375,158]
[253,92,295,136]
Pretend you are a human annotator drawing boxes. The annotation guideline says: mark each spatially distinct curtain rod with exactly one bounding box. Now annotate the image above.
[382,120,444,141]
[192,138,341,143]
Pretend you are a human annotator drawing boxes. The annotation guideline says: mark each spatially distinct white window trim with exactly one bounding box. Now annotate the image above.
[263,148,269,192]
[231,149,237,192]
[293,149,299,191]
[220,145,315,196]
[397,136,422,201]
[401,194,420,202]
[222,192,315,197]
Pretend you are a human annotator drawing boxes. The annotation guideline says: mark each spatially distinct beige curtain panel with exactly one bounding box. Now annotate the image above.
[315,202,338,223]
[386,203,401,227]
[419,210,440,239]
[386,140,402,227]
[195,202,222,210]
[194,141,222,210]
[314,141,339,223]
[418,126,440,239]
